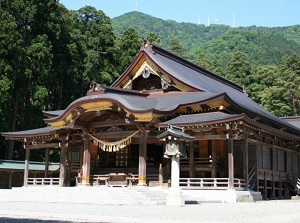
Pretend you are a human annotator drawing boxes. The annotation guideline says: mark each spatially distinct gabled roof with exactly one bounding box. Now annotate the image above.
[112,41,300,136]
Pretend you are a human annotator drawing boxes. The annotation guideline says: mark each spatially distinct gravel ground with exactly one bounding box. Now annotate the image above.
[1,199,300,223]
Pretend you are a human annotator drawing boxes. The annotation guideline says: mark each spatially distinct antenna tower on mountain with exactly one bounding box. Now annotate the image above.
[135,0,138,11]
[198,16,201,25]
[207,17,210,26]
[232,14,236,28]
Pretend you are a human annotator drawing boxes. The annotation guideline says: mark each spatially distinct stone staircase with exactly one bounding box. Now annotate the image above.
[5,186,167,205]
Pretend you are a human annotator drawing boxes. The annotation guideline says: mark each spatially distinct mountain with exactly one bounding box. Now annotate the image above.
[111,11,300,70]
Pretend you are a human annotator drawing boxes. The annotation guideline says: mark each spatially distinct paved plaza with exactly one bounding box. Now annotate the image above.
[0,187,300,223]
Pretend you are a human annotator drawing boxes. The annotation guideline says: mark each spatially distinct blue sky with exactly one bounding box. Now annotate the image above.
[59,0,300,27]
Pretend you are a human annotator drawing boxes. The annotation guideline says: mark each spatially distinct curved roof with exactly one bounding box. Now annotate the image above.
[112,42,300,136]
[44,91,224,124]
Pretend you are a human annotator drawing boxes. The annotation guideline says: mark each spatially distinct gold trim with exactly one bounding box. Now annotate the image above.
[81,176,90,184]
[132,112,154,122]
[138,176,146,183]
[50,121,65,129]
[81,101,113,112]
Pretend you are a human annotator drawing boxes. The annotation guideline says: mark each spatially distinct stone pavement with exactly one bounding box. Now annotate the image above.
[1,187,300,223]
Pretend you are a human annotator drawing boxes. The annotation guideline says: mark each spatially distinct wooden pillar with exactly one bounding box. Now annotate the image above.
[8,171,13,189]
[189,141,194,178]
[59,141,67,187]
[23,147,30,187]
[211,140,217,178]
[138,129,147,186]
[45,148,50,178]
[82,134,91,186]
[243,135,248,189]
[255,143,259,192]
[271,145,276,199]
[228,134,234,189]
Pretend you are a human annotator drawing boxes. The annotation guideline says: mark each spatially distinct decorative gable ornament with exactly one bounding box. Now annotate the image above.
[157,125,194,158]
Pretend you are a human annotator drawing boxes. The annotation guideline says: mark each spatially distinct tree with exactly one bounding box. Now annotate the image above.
[117,27,141,73]
[248,65,279,104]
[225,51,252,88]
[169,38,186,57]
[76,6,118,90]
[146,32,161,46]
[278,54,300,116]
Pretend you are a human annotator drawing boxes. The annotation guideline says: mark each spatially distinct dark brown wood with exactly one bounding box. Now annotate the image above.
[45,148,50,178]
[243,135,248,189]
[211,140,217,178]
[82,134,91,185]
[138,129,147,185]
[189,141,194,178]
[228,132,234,189]
[25,143,60,149]
[93,131,137,139]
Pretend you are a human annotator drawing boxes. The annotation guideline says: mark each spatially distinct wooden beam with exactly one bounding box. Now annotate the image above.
[194,134,227,140]
[93,130,137,139]
[25,143,60,149]
[89,119,129,128]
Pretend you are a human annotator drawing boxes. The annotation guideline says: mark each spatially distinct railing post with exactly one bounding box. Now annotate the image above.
[187,178,190,187]
[214,178,217,188]
[200,179,203,187]
[159,164,163,186]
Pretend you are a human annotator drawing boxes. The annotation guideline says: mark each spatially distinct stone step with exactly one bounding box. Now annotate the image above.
[8,186,168,205]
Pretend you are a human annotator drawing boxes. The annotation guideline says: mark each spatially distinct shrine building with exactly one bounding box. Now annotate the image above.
[1,40,300,202]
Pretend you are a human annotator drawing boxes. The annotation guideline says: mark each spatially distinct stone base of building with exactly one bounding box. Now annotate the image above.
[182,189,262,204]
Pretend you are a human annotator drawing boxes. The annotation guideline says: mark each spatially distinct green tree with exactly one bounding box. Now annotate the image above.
[169,38,186,57]
[146,32,161,46]
[248,65,279,104]
[77,6,118,90]
[225,51,252,88]
[117,27,141,73]
[278,54,300,116]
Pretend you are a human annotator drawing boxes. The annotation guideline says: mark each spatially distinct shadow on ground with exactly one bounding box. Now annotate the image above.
[0,218,108,223]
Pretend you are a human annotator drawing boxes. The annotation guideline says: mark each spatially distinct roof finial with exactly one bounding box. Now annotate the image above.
[141,38,155,54]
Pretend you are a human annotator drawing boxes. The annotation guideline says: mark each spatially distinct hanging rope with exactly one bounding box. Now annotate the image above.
[88,131,139,152]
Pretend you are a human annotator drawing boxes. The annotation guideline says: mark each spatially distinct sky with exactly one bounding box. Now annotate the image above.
[59,0,300,27]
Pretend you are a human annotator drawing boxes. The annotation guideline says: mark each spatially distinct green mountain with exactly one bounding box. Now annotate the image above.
[111,11,300,69]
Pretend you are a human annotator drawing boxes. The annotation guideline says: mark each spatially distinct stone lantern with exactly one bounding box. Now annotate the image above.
[157,125,194,206]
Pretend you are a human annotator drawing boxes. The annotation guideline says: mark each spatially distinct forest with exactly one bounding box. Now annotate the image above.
[1,0,300,161]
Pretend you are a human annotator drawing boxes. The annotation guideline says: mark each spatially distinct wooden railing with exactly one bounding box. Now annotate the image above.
[179,178,247,190]
[27,178,60,186]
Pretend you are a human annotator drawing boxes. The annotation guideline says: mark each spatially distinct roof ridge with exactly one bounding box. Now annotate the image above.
[143,41,244,93]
